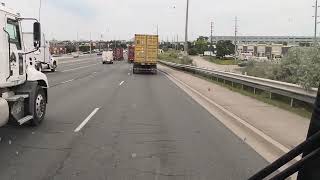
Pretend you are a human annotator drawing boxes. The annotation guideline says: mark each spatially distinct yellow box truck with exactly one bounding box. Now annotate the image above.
[133,34,158,74]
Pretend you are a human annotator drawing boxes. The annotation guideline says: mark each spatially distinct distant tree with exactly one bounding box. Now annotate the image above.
[120,43,127,49]
[188,48,198,55]
[216,40,235,58]
[79,45,90,52]
[65,44,76,53]
[278,47,320,89]
[194,36,209,54]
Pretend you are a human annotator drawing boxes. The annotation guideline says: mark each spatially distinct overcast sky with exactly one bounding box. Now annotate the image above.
[4,0,316,41]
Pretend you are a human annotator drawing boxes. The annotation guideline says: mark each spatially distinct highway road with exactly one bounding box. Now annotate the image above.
[0,56,268,180]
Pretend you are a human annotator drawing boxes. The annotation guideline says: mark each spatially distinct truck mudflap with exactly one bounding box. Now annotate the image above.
[0,98,9,127]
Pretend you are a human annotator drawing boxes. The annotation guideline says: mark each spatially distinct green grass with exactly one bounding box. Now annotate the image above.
[158,51,193,65]
[204,56,238,65]
[187,71,313,119]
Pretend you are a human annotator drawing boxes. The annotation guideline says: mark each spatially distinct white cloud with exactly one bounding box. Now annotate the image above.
[3,0,315,41]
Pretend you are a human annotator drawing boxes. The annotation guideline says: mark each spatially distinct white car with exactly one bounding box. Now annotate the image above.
[72,52,80,58]
[102,51,114,64]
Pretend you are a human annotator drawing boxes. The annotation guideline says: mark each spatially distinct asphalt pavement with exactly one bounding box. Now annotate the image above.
[0,56,268,180]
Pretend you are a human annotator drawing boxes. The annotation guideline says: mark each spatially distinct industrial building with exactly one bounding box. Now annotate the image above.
[212,36,317,46]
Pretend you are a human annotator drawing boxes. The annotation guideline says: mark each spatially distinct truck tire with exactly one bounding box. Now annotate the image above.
[133,68,137,74]
[51,62,57,72]
[30,86,46,126]
[35,63,42,72]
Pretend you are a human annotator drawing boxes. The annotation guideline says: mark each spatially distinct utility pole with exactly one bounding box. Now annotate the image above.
[89,32,92,55]
[184,0,190,55]
[99,34,103,51]
[156,24,159,36]
[210,21,214,52]
[234,16,238,61]
[177,34,179,50]
[76,32,79,52]
[313,0,319,46]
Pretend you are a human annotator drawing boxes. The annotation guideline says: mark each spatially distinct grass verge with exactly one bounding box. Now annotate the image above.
[158,51,193,65]
[203,56,239,65]
[167,66,313,119]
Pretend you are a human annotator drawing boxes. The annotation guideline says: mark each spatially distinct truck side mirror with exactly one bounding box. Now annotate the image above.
[33,22,41,47]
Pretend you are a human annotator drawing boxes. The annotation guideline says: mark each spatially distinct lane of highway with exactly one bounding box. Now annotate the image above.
[0,57,268,180]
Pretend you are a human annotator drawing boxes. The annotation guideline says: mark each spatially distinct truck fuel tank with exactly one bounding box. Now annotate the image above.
[0,98,9,127]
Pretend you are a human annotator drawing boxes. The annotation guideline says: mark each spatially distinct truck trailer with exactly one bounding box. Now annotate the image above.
[0,3,48,127]
[133,34,158,74]
[113,48,124,61]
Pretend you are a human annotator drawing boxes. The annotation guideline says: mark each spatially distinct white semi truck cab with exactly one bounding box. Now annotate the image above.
[23,32,58,72]
[0,3,48,127]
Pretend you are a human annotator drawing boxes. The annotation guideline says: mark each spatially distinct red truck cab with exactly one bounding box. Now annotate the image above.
[128,46,135,63]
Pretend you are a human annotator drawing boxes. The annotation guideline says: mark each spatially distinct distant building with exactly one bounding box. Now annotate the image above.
[211,36,317,46]
[237,43,297,60]
[49,41,67,55]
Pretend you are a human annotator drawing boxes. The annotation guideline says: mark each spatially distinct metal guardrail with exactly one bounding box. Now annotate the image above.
[159,60,318,105]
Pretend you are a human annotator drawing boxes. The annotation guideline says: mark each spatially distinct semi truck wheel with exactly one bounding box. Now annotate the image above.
[35,63,42,72]
[51,61,57,72]
[30,86,46,126]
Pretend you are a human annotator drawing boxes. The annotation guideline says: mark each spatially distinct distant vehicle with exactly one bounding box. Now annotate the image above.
[97,52,103,56]
[72,52,80,58]
[128,46,135,63]
[133,34,158,74]
[123,50,128,61]
[23,33,58,72]
[102,51,114,64]
[52,54,61,57]
[256,57,268,62]
[113,48,124,60]
[204,51,214,56]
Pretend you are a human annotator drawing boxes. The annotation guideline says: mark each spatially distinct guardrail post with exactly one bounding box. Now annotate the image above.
[254,88,256,95]
[232,81,234,87]
[298,84,320,180]
[290,98,294,107]
[269,92,272,99]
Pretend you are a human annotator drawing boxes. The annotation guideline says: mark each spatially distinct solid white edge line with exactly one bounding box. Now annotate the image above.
[74,108,100,132]
[119,81,125,86]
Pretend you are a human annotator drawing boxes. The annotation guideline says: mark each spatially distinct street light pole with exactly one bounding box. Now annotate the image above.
[89,32,92,55]
[313,0,319,46]
[184,0,189,55]
[234,16,238,61]
[156,24,159,36]
[39,0,42,22]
